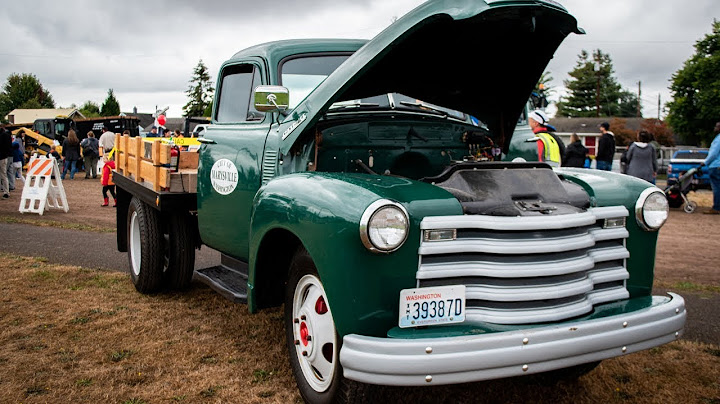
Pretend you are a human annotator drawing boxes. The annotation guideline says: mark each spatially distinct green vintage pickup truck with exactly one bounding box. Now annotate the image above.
[114,1,685,403]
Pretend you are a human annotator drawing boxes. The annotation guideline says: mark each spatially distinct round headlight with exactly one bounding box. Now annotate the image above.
[360,200,409,252]
[635,188,669,231]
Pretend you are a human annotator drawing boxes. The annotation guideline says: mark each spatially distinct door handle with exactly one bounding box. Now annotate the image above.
[197,138,216,144]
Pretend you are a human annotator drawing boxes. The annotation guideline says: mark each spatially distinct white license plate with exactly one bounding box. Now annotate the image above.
[398,285,466,328]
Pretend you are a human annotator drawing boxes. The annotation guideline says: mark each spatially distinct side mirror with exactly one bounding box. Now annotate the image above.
[254,85,290,113]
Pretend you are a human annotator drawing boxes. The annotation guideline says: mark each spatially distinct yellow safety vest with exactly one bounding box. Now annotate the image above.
[537,132,561,166]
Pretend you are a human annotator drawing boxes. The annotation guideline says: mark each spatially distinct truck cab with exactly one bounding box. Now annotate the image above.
[115,1,685,403]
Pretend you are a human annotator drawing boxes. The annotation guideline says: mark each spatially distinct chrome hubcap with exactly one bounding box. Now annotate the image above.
[129,211,141,277]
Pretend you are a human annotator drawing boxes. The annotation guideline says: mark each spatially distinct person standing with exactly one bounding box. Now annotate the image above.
[80,131,100,179]
[528,109,565,167]
[702,121,720,214]
[8,140,24,190]
[625,130,658,184]
[146,126,159,138]
[98,126,115,154]
[100,155,117,207]
[563,133,588,168]
[0,128,11,199]
[596,122,616,171]
[61,130,81,180]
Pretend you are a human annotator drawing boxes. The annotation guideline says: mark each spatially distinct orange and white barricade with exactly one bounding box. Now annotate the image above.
[19,154,69,215]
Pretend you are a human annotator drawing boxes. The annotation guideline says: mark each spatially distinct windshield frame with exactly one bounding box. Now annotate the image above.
[278,52,354,110]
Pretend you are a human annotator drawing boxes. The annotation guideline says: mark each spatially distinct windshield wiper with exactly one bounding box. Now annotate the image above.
[398,101,448,117]
[328,101,380,110]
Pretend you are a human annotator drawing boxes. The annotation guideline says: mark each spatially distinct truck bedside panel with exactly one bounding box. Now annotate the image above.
[340,293,685,386]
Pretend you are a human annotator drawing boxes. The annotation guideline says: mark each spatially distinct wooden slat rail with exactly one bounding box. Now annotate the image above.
[114,134,198,192]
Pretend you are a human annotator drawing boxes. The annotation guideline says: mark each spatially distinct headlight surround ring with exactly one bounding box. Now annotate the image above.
[359,199,409,253]
[635,188,669,231]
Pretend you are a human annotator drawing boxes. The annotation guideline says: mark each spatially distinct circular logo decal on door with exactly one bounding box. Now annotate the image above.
[210,159,239,195]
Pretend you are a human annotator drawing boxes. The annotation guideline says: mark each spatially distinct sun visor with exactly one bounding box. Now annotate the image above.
[278,0,582,155]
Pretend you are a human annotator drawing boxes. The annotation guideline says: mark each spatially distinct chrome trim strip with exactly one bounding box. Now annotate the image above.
[419,233,596,255]
[340,293,685,386]
[417,255,596,279]
[465,279,594,302]
[420,206,628,231]
[464,299,594,324]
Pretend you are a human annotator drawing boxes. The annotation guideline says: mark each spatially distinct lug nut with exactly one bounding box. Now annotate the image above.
[300,315,307,320]
[294,340,300,345]
[294,318,299,324]
[306,336,312,342]
[302,351,308,356]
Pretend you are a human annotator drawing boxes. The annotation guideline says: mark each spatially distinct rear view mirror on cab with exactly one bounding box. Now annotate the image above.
[254,85,290,113]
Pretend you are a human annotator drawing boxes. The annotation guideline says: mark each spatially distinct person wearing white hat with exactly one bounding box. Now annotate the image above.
[528,109,565,167]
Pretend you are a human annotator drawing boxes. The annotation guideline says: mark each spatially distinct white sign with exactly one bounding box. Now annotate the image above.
[210,159,239,195]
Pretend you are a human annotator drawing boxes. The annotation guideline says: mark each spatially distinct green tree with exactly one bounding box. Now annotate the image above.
[100,89,120,116]
[556,50,639,118]
[666,20,720,146]
[0,73,55,122]
[79,100,101,118]
[183,59,214,117]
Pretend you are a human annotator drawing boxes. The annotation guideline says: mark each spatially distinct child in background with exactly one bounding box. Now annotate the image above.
[101,155,116,207]
[49,145,61,161]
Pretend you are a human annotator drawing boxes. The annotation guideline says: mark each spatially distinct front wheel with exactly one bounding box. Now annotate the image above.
[684,201,697,214]
[284,248,371,404]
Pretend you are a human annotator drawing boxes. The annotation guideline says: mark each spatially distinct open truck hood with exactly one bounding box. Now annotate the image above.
[278,0,582,155]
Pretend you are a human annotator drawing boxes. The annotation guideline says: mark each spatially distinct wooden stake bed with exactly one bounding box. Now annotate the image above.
[114,134,198,193]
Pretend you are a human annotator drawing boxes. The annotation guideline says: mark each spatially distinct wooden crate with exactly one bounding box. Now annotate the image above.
[114,134,198,192]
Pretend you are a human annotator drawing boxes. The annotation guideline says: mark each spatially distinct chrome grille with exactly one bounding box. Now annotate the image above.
[418,206,630,325]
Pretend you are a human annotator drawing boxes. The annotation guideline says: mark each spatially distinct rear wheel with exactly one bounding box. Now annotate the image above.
[163,213,196,290]
[284,248,371,404]
[127,197,164,293]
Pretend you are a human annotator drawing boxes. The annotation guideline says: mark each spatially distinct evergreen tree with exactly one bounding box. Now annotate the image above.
[183,60,214,117]
[666,20,720,146]
[556,50,639,118]
[0,73,55,122]
[100,89,121,116]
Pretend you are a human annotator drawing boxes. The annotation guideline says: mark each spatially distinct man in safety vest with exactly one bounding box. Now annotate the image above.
[528,109,565,167]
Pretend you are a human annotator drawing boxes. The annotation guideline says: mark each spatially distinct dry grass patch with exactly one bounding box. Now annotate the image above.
[0,253,718,403]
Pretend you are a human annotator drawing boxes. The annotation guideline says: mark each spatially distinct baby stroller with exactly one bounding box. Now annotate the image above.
[664,167,700,213]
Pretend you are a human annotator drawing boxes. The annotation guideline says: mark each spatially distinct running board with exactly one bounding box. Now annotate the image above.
[194,254,248,304]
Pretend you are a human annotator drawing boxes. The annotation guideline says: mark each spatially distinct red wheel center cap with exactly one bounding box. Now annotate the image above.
[300,322,309,346]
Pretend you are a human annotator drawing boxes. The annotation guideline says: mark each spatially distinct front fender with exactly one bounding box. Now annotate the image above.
[558,168,663,297]
[249,172,461,337]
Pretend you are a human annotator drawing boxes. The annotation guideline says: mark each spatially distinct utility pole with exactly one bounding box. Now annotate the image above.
[595,64,601,117]
[658,93,661,120]
[637,81,642,117]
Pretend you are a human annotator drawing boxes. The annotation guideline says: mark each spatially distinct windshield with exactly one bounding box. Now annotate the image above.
[280,54,351,109]
[674,151,707,160]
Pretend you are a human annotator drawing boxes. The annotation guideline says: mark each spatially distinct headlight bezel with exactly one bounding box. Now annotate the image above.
[634,188,669,231]
[359,199,409,253]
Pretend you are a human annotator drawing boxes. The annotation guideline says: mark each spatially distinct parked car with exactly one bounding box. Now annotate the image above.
[667,149,710,189]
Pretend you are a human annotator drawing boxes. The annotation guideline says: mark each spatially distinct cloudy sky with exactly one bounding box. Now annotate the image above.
[1,0,716,119]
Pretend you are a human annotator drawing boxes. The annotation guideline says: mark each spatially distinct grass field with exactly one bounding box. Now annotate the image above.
[1,254,718,404]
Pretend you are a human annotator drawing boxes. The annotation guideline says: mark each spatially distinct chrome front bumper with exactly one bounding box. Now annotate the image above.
[340,293,685,386]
